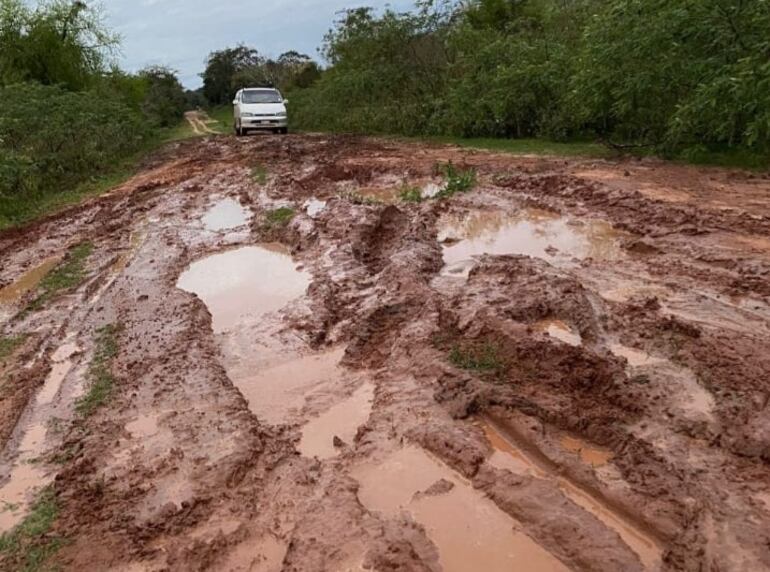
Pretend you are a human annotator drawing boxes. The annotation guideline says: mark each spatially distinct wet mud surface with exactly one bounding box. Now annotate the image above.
[1,133,770,571]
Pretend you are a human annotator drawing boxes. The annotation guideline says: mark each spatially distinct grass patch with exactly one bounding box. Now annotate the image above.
[207,106,234,131]
[0,334,27,360]
[26,242,93,312]
[421,136,612,159]
[251,164,268,185]
[0,487,62,572]
[436,162,477,199]
[264,207,295,227]
[75,324,119,418]
[399,185,423,203]
[339,190,381,205]
[449,342,506,377]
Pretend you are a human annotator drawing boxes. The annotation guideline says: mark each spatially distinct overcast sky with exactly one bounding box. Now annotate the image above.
[105,0,415,89]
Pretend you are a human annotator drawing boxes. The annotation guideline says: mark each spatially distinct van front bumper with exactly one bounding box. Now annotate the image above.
[242,117,288,129]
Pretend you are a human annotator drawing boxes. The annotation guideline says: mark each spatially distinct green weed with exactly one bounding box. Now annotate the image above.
[26,242,93,312]
[251,164,268,185]
[0,488,62,572]
[0,334,27,360]
[449,342,506,376]
[264,207,295,227]
[436,163,476,199]
[339,190,380,205]
[399,185,423,203]
[75,324,119,418]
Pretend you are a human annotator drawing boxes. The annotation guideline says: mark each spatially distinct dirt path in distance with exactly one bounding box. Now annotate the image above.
[1,133,769,572]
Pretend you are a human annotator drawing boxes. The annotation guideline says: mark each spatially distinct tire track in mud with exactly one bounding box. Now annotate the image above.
[0,134,769,571]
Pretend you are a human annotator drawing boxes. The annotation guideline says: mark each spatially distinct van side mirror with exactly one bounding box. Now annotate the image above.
[283,99,289,105]
[232,99,238,105]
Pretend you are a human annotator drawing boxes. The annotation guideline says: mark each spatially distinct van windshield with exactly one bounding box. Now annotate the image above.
[242,90,283,104]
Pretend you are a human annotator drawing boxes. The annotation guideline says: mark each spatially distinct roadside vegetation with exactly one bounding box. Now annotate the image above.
[75,324,119,417]
[0,1,191,230]
[0,487,62,572]
[263,207,296,227]
[287,0,770,165]
[0,334,27,361]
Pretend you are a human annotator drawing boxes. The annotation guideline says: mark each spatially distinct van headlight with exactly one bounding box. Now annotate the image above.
[241,112,255,117]
[277,111,287,117]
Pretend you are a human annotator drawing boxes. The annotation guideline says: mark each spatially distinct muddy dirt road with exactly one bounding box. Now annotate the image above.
[1,133,770,571]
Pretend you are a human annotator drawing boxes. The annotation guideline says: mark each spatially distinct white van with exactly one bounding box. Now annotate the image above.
[233,88,288,135]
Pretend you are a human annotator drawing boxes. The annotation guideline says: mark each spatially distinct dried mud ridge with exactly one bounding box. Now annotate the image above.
[1,133,770,571]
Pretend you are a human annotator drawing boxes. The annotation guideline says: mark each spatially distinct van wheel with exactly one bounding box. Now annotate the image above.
[235,122,243,136]
[280,127,289,135]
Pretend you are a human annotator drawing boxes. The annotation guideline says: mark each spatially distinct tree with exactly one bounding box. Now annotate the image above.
[200,45,262,105]
[0,0,119,90]
[139,66,186,127]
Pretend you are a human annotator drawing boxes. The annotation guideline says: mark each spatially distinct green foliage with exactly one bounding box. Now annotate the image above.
[290,0,770,157]
[75,324,119,417]
[399,185,423,203]
[26,242,93,311]
[449,342,506,376]
[138,66,186,127]
[0,333,26,360]
[201,46,319,105]
[0,0,118,90]
[264,207,295,226]
[436,162,476,198]
[0,82,152,228]
[251,164,268,185]
[0,487,62,572]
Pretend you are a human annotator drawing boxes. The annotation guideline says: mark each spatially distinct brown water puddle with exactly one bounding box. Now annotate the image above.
[534,319,582,347]
[177,244,310,333]
[298,382,374,459]
[559,435,614,466]
[232,348,345,426]
[479,419,662,569]
[609,344,663,368]
[202,197,250,231]
[304,198,327,217]
[353,445,569,572]
[0,423,47,532]
[0,257,60,306]
[438,209,625,270]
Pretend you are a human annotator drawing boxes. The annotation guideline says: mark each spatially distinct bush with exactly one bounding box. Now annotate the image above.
[0,82,151,224]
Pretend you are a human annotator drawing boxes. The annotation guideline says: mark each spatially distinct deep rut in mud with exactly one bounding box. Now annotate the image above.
[1,133,770,571]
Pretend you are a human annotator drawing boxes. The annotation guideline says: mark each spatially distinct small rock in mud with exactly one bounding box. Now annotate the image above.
[413,478,455,501]
[333,435,346,449]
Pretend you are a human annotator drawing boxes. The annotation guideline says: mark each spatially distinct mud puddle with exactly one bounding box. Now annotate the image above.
[202,197,250,231]
[438,208,625,274]
[304,198,327,217]
[354,445,569,572]
[230,348,345,425]
[534,319,582,347]
[177,244,310,333]
[0,256,60,309]
[479,419,661,569]
[298,382,374,459]
[1,336,81,531]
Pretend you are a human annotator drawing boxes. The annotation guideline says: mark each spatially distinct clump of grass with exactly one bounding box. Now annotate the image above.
[75,324,119,418]
[0,487,62,572]
[399,185,423,203]
[264,207,295,227]
[339,190,381,205]
[0,334,27,360]
[26,242,93,312]
[436,162,477,199]
[251,164,268,185]
[449,342,506,376]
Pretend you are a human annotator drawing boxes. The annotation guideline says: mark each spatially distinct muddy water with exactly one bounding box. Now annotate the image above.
[304,198,327,217]
[354,445,569,572]
[438,209,625,270]
[233,348,345,425]
[559,435,614,466]
[479,419,662,569]
[0,257,59,306]
[299,383,374,459]
[202,198,250,231]
[609,344,663,368]
[0,336,80,531]
[0,423,47,532]
[534,319,582,347]
[177,244,310,333]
